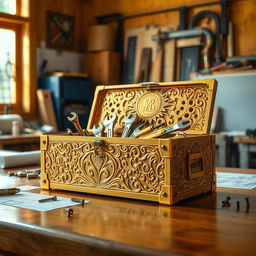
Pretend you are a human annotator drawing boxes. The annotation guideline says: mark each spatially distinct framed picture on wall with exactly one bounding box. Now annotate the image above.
[47,11,74,50]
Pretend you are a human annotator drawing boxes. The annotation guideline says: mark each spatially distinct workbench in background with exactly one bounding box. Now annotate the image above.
[0,134,40,151]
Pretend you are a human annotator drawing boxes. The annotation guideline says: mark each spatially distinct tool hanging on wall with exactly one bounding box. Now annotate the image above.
[151,29,165,81]
[189,10,222,66]
[152,27,213,74]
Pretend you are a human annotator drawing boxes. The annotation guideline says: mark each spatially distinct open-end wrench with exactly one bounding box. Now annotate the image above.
[67,112,84,136]
[92,122,104,137]
[129,124,145,138]
[121,114,137,138]
[142,120,191,139]
[66,128,73,136]
[103,112,117,137]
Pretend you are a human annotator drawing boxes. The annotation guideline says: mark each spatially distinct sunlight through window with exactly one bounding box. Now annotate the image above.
[0,28,16,104]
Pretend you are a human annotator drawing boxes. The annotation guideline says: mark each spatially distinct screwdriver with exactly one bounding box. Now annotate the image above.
[135,122,165,138]
[142,120,191,139]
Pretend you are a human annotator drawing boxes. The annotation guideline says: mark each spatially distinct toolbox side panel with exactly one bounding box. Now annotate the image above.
[170,135,215,203]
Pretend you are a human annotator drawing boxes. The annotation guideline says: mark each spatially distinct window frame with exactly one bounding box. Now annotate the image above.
[0,0,36,119]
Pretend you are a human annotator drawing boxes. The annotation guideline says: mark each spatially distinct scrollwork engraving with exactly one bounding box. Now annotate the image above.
[98,86,210,131]
[172,140,214,195]
[45,141,165,195]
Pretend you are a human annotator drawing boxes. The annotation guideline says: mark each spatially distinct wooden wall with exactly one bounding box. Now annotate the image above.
[35,0,85,52]
[33,0,256,56]
[83,0,256,57]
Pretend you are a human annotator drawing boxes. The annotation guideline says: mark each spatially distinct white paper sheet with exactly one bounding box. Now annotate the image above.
[17,185,40,191]
[0,150,40,168]
[0,192,90,211]
[216,172,256,189]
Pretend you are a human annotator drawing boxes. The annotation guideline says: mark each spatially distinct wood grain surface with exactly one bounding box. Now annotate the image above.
[0,166,255,256]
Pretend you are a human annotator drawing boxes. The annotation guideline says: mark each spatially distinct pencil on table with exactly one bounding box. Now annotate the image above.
[0,188,20,196]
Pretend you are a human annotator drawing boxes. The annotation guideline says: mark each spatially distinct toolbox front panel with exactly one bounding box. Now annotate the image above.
[41,135,215,205]
[41,135,172,203]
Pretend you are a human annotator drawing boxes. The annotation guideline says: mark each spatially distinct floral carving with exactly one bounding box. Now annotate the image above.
[45,141,165,195]
[172,139,214,196]
[97,86,210,131]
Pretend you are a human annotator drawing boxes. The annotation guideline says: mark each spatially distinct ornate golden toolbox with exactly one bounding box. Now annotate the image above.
[40,79,217,205]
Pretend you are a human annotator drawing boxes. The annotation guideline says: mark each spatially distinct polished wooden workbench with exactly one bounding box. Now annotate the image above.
[0,166,255,256]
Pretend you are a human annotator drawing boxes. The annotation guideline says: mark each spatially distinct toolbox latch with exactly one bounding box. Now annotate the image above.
[92,140,105,158]
[93,140,104,147]
[139,81,159,88]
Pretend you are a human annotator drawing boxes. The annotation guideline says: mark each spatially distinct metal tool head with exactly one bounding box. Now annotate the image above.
[66,128,73,135]
[176,119,191,130]
[67,112,78,122]
[103,112,117,126]
[164,119,190,134]
[92,122,104,135]
[124,113,137,124]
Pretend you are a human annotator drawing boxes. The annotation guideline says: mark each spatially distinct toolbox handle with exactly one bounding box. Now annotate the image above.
[188,152,204,179]
[139,81,159,88]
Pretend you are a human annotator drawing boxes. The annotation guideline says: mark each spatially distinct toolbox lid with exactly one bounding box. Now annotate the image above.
[87,79,217,135]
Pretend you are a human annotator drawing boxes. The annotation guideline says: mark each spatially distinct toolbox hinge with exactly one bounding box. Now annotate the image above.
[140,81,159,88]
[40,135,48,150]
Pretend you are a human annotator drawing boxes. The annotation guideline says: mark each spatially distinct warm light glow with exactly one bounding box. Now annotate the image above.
[0,28,16,104]
[23,23,30,111]
[21,0,29,17]
[0,0,16,15]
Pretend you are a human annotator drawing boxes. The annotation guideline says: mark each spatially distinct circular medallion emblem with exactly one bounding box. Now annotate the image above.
[136,92,163,119]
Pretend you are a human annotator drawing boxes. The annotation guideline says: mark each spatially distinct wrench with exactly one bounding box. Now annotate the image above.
[103,112,118,137]
[66,128,73,136]
[142,120,191,139]
[121,114,137,138]
[92,122,104,137]
[67,112,84,136]
[129,124,145,138]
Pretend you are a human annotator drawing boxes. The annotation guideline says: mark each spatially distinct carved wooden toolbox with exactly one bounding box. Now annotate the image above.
[40,79,217,205]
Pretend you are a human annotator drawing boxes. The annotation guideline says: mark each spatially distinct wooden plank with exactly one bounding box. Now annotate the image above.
[151,45,163,81]
[37,89,57,131]
[163,27,176,82]
[227,22,234,57]
[124,25,177,83]
[84,51,121,86]
[136,47,152,83]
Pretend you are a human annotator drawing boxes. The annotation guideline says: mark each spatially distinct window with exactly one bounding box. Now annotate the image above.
[0,0,36,118]
[0,0,16,15]
[0,25,18,104]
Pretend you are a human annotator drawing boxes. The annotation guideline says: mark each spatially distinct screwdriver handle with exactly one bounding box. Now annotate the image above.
[142,129,165,139]
[135,126,153,137]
